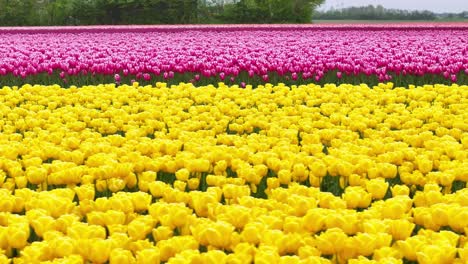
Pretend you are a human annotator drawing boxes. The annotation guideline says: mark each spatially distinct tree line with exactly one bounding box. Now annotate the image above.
[314,5,467,21]
[0,0,325,26]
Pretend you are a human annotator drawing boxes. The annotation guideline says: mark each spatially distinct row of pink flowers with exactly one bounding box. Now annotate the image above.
[0,25,467,83]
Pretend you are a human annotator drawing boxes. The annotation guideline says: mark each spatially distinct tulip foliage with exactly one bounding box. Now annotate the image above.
[0,81,466,264]
[0,25,467,87]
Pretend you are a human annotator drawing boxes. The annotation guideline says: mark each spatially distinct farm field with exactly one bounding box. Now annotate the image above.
[0,25,467,264]
[0,24,467,87]
[313,20,468,24]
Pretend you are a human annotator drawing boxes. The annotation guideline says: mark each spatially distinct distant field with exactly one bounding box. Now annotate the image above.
[313,19,468,24]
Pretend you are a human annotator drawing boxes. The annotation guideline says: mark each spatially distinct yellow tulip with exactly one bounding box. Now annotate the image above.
[174,180,187,191]
[93,197,110,212]
[389,219,415,241]
[365,179,389,200]
[381,197,412,219]
[277,169,291,185]
[7,224,29,249]
[343,187,372,209]
[138,171,157,192]
[203,250,227,264]
[373,246,403,261]
[254,246,280,264]
[128,216,154,241]
[278,233,304,256]
[30,215,56,238]
[152,226,174,242]
[315,228,348,255]
[459,247,468,263]
[416,156,433,174]
[204,223,233,248]
[298,245,321,259]
[131,192,152,212]
[241,222,264,245]
[87,211,106,226]
[416,244,456,264]
[74,184,95,201]
[448,208,468,232]
[380,163,398,179]
[110,248,136,264]
[125,172,138,189]
[302,209,326,233]
[157,236,198,262]
[136,248,161,264]
[396,237,426,261]
[109,193,134,214]
[50,236,75,258]
[18,241,52,262]
[108,178,126,193]
[0,195,15,212]
[95,179,107,192]
[25,166,48,185]
[292,163,308,182]
[431,206,449,227]
[103,210,127,226]
[107,224,127,235]
[309,161,327,178]
[390,185,409,197]
[175,168,190,182]
[149,181,169,198]
[88,239,112,264]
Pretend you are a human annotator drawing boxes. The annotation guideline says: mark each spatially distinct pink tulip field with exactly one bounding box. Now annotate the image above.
[0,24,467,86]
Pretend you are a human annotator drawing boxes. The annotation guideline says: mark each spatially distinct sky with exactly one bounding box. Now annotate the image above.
[317,0,468,13]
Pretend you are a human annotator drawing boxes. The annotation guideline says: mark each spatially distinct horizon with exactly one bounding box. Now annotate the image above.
[318,0,468,13]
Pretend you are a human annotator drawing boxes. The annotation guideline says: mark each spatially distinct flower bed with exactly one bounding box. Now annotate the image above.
[0,82,466,263]
[0,25,467,87]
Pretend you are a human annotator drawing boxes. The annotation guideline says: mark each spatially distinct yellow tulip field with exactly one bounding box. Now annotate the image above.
[0,82,466,264]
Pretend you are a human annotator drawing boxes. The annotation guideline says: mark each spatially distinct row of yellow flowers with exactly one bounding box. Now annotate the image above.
[1,184,467,263]
[0,82,466,263]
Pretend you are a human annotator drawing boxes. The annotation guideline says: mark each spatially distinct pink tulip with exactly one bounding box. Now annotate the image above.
[292,72,298,81]
[450,74,457,82]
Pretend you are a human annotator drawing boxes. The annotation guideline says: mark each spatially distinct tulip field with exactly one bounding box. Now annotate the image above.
[0,24,468,86]
[0,25,467,264]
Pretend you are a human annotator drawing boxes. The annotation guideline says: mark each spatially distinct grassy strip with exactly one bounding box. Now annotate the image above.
[0,70,466,88]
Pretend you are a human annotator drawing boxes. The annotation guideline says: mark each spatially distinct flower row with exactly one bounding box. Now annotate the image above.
[0,83,465,192]
[0,183,467,263]
[0,27,467,85]
[0,82,465,263]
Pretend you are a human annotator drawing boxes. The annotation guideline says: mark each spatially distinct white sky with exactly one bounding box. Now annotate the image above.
[318,0,468,13]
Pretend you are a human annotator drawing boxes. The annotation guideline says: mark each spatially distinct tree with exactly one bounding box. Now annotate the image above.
[314,4,437,21]
[0,0,325,26]
[222,0,325,23]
